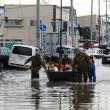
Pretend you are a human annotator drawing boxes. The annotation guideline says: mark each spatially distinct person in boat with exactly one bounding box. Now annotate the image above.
[62,53,71,65]
[58,60,65,72]
[24,52,46,79]
[72,48,89,83]
[48,62,58,71]
[64,61,72,71]
[88,55,96,82]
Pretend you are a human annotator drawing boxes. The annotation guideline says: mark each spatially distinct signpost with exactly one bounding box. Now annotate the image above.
[40,24,46,32]
[40,24,46,56]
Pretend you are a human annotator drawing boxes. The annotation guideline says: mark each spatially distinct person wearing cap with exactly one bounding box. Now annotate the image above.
[73,48,89,83]
[24,53,46,79]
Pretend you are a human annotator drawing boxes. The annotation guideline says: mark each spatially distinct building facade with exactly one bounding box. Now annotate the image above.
[2,5,70,48]
[0,6,4,46]
[78,14,105,43]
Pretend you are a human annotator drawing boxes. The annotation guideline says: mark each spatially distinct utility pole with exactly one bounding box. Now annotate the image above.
[98,0,101,47]
[106,0,108,42]
[59,0,62,58]
[36,0,40,49]
[70,0,75,47]
[90,0,93,44]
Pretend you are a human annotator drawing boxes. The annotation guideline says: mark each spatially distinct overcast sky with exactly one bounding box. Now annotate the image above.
[1,0,109,16]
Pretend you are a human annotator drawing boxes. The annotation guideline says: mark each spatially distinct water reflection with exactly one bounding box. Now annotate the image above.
[71,84,95,110]
[47,82,95,110]
[31,79,40,110]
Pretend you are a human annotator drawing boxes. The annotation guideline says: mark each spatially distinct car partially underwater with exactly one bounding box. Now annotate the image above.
[85,48,103,58]
[0,47,11,68]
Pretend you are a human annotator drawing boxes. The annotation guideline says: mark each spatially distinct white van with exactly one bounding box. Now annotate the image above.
[8,44,39,68]
[56,45,74,59]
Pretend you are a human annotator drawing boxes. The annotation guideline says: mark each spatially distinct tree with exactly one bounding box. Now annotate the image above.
[84,26,90,39]
[78,25,90,39]
[78,24,85,37]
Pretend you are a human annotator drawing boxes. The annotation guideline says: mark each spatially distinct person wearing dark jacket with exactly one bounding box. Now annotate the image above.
[73,48,89,83]
[25,53,46,79]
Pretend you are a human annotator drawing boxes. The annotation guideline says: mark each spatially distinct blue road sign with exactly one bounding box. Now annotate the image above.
[40,24,46,32]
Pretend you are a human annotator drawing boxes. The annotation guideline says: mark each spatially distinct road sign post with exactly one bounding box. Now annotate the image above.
[40,24,46,32]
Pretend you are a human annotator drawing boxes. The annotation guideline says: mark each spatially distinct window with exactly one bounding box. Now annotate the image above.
[5,19,23,27]
[13,46,32,56]
[30,20,36,26]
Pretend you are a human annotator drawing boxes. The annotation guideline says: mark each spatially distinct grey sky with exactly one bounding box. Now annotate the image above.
[1,0,110,16]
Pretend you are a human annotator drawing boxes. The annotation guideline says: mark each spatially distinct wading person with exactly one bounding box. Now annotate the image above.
[88,56,96,82]
[25,53,46,79]
[73,48,89,83]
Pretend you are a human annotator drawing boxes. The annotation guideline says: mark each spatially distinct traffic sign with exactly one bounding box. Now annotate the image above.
[40,24,46,32]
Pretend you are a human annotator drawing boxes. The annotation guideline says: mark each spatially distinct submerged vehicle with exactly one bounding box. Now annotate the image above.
[85,48,103,58]
[0,47,11,68]
[8,44,39,68]
[102,46,110,63]
[55,45,74,59]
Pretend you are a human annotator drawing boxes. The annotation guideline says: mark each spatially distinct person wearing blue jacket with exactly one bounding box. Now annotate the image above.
[88,57,96,82]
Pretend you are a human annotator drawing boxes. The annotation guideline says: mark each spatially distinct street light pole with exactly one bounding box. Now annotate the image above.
[59,0,62,58]
[98,0,101,47]
[70,0,75,47]
[36,0,40,49]
[106,0,108,42]
[90,0,93,44]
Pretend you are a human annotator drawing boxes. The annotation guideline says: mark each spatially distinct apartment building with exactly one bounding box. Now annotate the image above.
[78,14,105,42]
[2,5,70,48]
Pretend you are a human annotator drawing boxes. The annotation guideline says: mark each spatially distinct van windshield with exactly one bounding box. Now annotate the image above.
[13,46,32,56]
[56,47,71,54]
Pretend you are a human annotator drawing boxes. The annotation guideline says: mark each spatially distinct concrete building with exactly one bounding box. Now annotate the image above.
[2,5,70,48]
[78,14,105,42]
[104,21,110,43]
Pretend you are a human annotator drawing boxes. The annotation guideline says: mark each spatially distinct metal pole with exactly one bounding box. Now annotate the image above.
[106,0,108,42]
[90,0,93,44]
[59,0,62,58]
[70,0,75,47]
[98,0,101,47]
[36,0,40,48]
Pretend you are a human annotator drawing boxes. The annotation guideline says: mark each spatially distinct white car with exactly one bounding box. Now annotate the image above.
[85,48,103,58]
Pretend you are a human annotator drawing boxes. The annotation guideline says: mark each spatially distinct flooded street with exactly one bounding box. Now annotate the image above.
[1,59,110,110]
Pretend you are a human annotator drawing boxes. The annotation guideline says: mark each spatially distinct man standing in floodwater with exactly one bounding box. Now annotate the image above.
[73,48,89,83]
[24,53,46,79]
